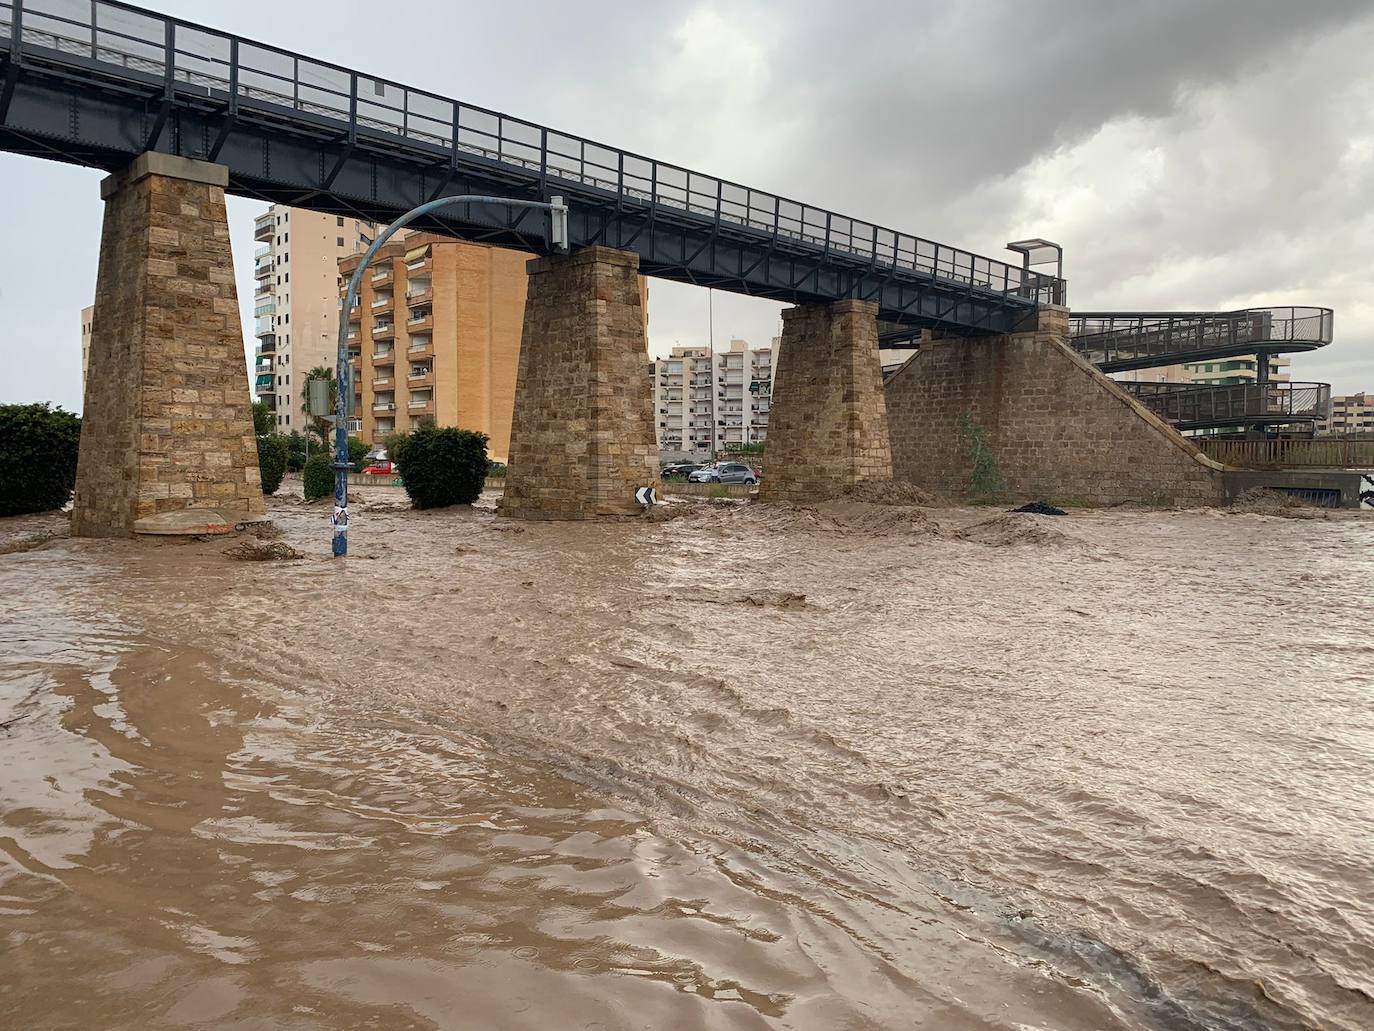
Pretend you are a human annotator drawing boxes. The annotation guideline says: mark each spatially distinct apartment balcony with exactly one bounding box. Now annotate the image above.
[372,375,393,389]
[407,371,434,389]
[254,316,274,337]
[371,293,394,315]
[346,323,360,342]
[374,420,395,436]
[405,286,433,306]
[254,375,275,395]
[371,266,394,288]
[254,280,271,299]
[373,401,397,413]
[256,336,276,355]
[253,299,275,318]
[373,322,396,340]
[407,397,435,414]
[372,349,396,365]
[406,311,434,333]
[254,257,273,279]
[253,213,274,242]
[407,338,434,359]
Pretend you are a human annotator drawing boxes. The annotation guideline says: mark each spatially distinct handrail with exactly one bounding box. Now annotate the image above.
[0,0,1063,306]
[1069,307,1333,371]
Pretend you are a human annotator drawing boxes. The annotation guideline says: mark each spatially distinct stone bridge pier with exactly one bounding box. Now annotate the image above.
[759,299,893,500]
[72,153,264,537]
[500,246,659,519]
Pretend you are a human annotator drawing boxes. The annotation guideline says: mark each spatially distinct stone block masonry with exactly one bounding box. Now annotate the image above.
[884,305,1226,506]
[500,247,658,519]
[760,299,893,500]
[72,153,265,537]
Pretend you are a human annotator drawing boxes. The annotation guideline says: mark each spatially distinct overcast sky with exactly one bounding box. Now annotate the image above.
[4,0,1373,412]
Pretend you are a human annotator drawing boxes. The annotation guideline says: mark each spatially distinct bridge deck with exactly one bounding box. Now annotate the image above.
[0,0,1062,336]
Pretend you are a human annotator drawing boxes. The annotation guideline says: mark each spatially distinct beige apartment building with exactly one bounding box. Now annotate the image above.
[342,236,649,461]
[341,234,529,460]
[80,304,93,397]
[1319,391,1374,434]
[652,337,775,459]
[252,206,376,431]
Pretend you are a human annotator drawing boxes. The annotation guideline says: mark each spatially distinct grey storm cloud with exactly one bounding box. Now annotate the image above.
[2,0,1373,411]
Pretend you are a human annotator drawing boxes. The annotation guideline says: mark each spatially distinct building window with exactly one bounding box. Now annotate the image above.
[337,216,344,227]
[337,237,344,247]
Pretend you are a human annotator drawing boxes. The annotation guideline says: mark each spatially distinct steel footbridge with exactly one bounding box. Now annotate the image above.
[0,0,1063,337]
[1068,307,1333,433]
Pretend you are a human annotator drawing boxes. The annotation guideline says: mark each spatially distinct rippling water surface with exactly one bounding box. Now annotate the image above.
[2,495,1371,1029]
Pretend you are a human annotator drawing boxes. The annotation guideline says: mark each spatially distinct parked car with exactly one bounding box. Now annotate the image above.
[689,462,758,485]
[361,460,394,476]
[661,463,701,480]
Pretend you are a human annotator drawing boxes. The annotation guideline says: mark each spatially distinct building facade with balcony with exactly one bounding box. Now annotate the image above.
[253,206,376,430]
[1318,391,1374,435]
[652,337,775,460]
[340,233,528,460]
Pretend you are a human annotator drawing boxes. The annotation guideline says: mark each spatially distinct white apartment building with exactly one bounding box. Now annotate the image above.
[252,206,375,431]
[652,337,775,459]
[1116,354,1290,386]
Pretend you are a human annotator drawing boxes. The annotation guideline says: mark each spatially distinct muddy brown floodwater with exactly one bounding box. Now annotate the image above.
[2,491,1372,1030]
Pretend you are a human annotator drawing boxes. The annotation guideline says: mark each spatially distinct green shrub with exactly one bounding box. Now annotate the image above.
[303,452,335,501]
[256,434,289,495]
[487,461,507,479]
[0,403,82,516]
[393,426,488,508]
[957,408,1007,500]
[285,431,309,472]
[251,400,275,436]
[348,437,368,473]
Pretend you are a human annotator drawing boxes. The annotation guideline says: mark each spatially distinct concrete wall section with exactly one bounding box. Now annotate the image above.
[885,306,1226,506]
[72,154,264,537]
[761,299,892,500]
[500,247,658,519]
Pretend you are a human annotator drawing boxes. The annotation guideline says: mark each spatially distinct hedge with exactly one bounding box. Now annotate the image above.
[0,403,82,516]
[392,426,488,508]
[302,452,335,501]
[256,433,289,495]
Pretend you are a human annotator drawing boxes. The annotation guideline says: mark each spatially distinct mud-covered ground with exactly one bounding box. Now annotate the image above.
[2,491,1372,1030]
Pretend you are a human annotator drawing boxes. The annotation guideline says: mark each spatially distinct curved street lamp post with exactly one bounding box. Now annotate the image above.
[329,195,569,557]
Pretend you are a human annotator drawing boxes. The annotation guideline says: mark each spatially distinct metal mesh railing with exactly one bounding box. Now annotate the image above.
[1123,380,1330,427]
[1070,307,1333,368]
[0,0,1063,306]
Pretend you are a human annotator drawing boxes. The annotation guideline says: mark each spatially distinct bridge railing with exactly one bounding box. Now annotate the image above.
[0,0,1063,307]
[1069,307,1333,368]
[1122,380,1331,427]
[1196,436,1374,470]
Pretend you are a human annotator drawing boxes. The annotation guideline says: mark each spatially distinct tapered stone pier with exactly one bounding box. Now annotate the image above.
[500,247,658,519]
[72,153,264,537]
[760,299,893,500]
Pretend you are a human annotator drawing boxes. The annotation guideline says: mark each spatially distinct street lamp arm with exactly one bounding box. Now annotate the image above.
[329,195,569,557]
